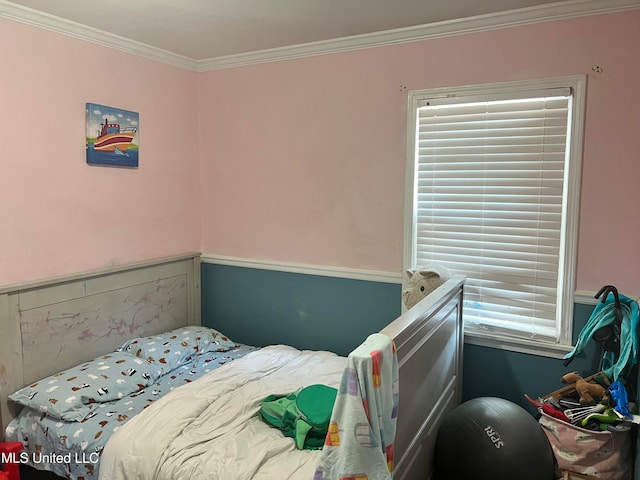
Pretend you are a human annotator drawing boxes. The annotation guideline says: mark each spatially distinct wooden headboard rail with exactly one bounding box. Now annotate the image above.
[381,274,465,480]
[0,253,201,436]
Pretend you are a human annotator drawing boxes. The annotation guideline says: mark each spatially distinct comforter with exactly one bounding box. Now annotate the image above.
[98,345,346,480]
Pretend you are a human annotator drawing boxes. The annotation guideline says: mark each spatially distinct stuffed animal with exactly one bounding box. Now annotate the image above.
[561,371,609,406]
[402,264,451,310]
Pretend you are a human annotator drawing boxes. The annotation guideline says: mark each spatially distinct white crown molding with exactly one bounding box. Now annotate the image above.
[201,254,402,284]
[196,0,640,71]
[0,0,198,70]
[2,0,640,72]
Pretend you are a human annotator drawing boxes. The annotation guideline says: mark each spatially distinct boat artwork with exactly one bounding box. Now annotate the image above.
[93,118,137,154]
[86,102,139,168]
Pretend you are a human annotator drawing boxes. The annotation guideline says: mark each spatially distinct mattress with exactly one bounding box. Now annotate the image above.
[5,344,257,480]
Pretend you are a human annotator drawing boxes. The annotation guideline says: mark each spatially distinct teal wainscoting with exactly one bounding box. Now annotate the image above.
[462,303,602,414]
[201,263,402,357]
[202,263,604,413]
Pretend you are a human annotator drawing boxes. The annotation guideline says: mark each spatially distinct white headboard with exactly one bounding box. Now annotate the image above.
[0,253,201,435]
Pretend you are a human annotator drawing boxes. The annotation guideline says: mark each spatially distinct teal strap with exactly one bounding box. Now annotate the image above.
[564,294,639,382]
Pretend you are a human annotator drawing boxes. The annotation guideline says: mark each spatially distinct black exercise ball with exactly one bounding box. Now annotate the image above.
[434,397,555,480]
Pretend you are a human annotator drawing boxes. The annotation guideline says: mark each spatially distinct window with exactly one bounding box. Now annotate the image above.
[404,76,586,358]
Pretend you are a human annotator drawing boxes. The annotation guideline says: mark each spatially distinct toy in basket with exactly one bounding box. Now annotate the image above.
[530,371,634,480]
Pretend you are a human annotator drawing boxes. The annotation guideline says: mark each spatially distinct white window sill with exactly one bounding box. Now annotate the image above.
[464,330,574,359]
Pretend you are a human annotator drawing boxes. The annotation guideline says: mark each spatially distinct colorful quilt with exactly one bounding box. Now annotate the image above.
[5,344,256,480]
[314,333,399,480]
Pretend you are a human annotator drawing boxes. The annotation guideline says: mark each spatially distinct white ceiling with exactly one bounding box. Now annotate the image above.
[3,0,640,69]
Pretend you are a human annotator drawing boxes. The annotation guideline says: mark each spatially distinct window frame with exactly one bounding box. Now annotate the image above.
[403,75,587,358]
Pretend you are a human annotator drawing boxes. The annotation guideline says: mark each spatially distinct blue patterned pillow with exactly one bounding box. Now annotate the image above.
[119,326,239,374]
[9,351,163,422]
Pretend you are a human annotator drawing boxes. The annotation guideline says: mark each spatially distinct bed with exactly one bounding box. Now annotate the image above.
[0,254,465,480]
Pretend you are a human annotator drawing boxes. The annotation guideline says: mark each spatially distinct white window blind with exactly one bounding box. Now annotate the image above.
[407,80,584,351]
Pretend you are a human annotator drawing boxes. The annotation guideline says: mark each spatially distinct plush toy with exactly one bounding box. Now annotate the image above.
[561,371,609,406]
[402,264,451,310]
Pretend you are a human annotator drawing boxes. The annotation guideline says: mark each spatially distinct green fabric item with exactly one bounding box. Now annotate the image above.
[259,384,337,450]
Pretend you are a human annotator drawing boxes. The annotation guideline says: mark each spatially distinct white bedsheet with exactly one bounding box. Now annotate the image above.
[98,345,346,480]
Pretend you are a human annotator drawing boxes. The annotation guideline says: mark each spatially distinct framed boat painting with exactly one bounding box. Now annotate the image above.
[86,103,139,168]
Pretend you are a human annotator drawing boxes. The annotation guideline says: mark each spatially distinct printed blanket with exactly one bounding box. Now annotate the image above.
[5,345,256,480]
[314,333,399,480]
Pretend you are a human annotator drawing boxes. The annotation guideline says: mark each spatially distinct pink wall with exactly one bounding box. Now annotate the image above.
[1,19,201,287]
[3,11,639,296]
[198,11,640,295]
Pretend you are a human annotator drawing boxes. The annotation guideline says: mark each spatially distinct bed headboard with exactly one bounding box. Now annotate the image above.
[0,253,201,436]
[381,274,465,480]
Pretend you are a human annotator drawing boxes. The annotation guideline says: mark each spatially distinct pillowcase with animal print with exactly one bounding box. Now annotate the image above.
[118,326,239,375]
[9,351,163,422]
